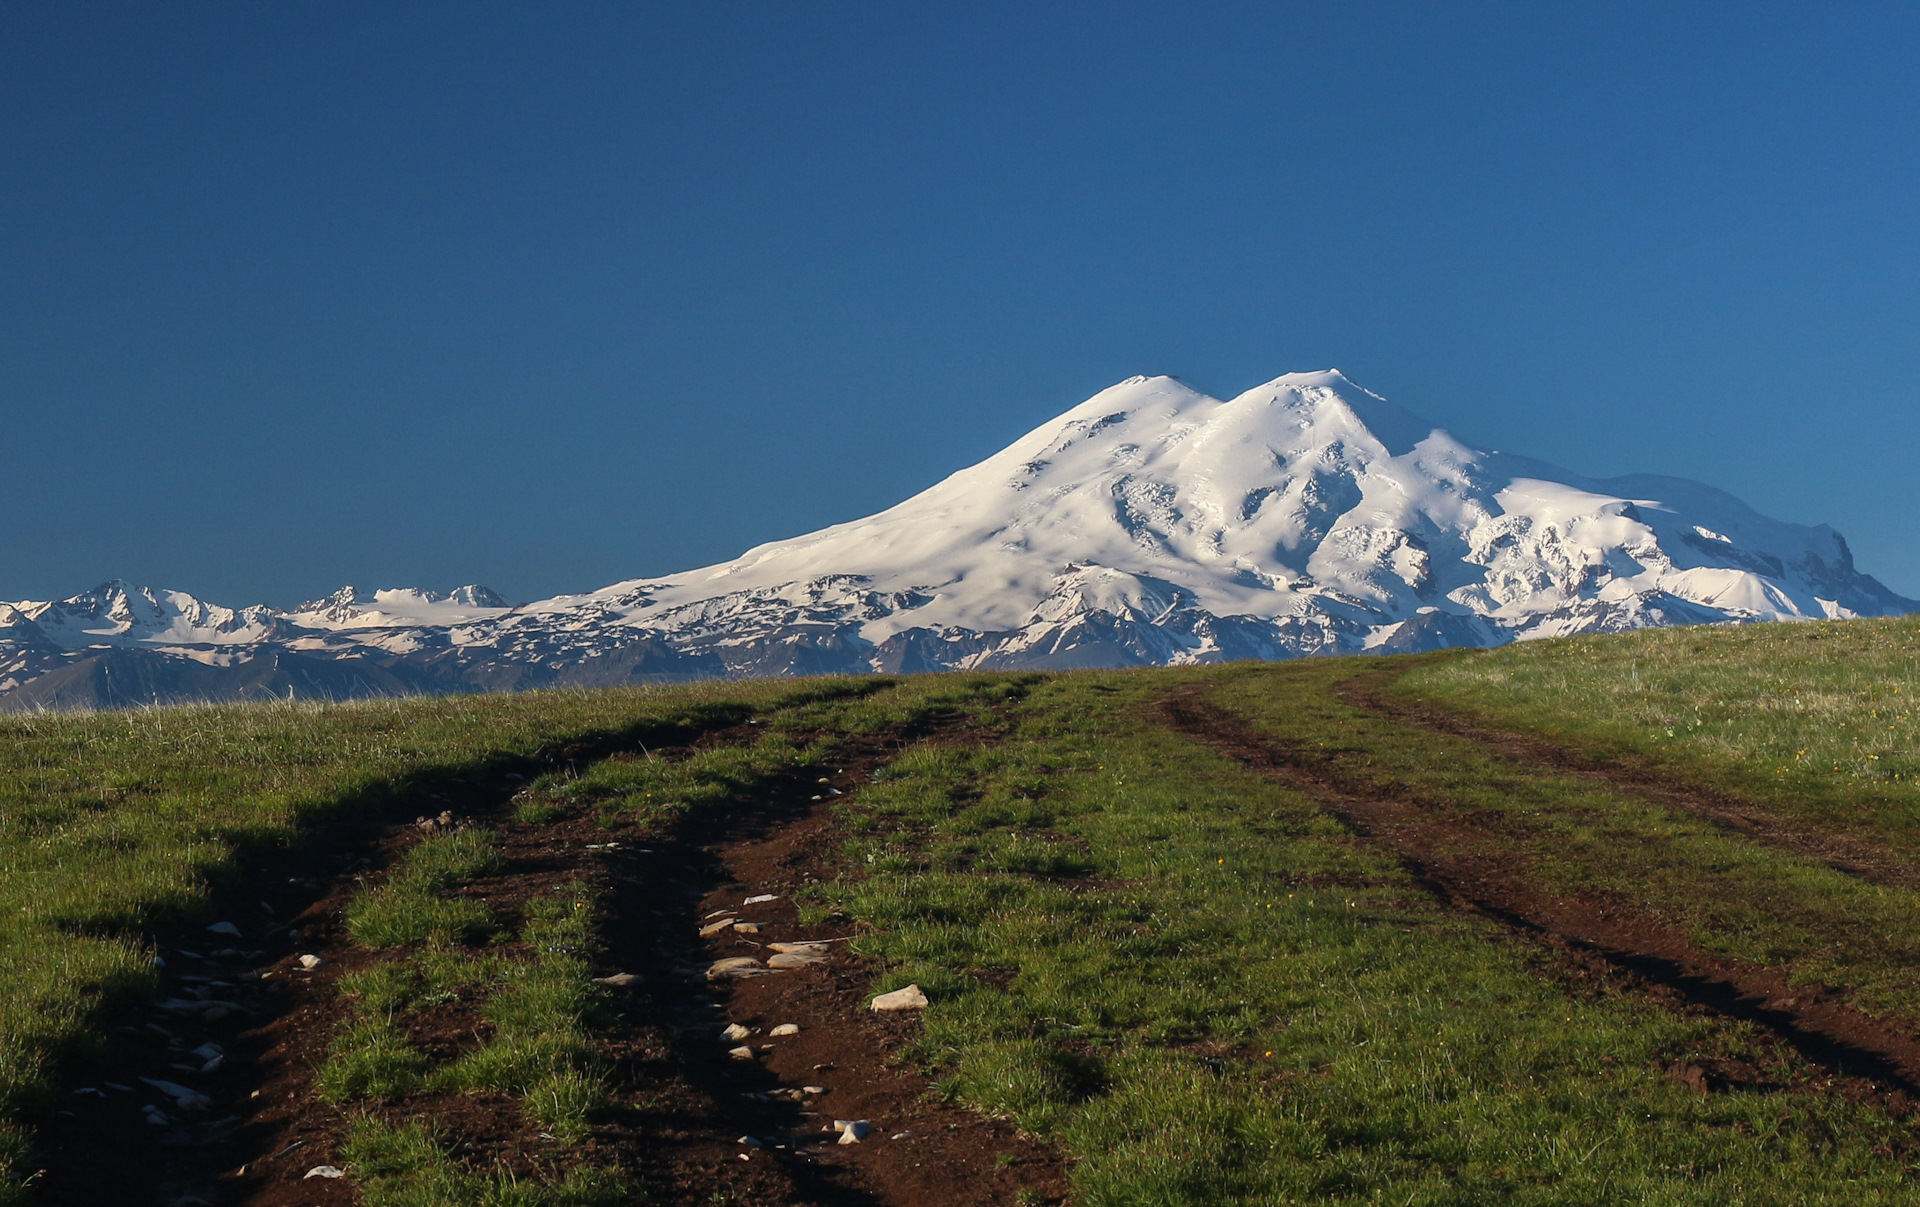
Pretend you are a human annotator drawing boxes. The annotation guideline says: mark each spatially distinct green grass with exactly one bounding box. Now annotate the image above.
[801,665,1920,1205]
[1399,615,1920,855]
[338,1116,631,1207]
[347,829,504,947]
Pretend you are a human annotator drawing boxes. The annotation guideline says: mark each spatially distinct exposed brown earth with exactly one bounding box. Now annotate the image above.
[29,717,1065,1207]
[1157,681,1920,1113]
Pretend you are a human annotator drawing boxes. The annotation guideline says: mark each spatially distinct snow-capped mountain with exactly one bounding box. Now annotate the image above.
[2,370,1910,709]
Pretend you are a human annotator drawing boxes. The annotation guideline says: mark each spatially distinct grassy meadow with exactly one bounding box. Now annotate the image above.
[5,615,1920,1203]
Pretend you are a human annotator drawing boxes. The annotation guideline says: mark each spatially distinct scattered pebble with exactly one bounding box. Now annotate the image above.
[727,1046,756,1061]
[591,972,640,987]
[870,984,930,1012]
[704,908,737,920]
[770,1023,800,1037]
[802,1085,827,1095]
[744,893,779,904]
[139,1078,212,1111]
[706,957,771,980]
[304,1165,346,1180]
[297,954,326,970]
[205,922,242,937]
[722,1023,752,1042]
[768,950,827,969]
[891,1132,910,1140]
[736,1135,763,1147]
[767,941,830,955]
[698,919,739,938]
[834,1119,872,1144]
[731,921,761,935]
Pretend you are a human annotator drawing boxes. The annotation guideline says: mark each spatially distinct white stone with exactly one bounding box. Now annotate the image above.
[744,894,779,904]
[869,984,929,1012]
[770,1023,800,1036]
[722,1023,752,1041]
[297,954,325,970]
[592,972,640,987]
[727,1045,755,1061]
[304,1165,346,1179]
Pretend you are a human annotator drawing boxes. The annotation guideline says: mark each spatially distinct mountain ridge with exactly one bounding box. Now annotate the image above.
[3,370,1910,709]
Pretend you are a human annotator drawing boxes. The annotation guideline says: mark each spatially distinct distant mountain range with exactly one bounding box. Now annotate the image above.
[4,370,1910,711]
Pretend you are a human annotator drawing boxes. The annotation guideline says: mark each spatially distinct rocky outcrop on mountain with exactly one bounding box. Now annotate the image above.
[2,370,1910,709]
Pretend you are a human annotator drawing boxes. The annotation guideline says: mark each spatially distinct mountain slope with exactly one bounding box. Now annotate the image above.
[1,370,1909,707]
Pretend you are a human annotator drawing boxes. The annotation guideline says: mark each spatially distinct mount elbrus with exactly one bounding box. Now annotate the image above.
[3,371,1910,710]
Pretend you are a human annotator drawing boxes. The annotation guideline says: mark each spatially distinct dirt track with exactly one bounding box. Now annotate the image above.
[1338,668,1920,890]
[1157,681,1920,1110]
[33,716,1063,1207]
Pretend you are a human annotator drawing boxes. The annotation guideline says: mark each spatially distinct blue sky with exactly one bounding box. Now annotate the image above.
[4,3,1918,604]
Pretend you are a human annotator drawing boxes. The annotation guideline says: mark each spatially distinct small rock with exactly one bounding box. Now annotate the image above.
[304,1165,346,1179]
[744,894,779,904]
[704,908,737,920]
[722,1023,752,1042]
[297,954,326,970]
[706,957,771,981]
[767,941,830,955]
[727,1046,756,1060]
[592,972,640,987]
[699,919,738,938]
[802,1085,827,1095]
[869,984,929,1012]
[202,1006,232,1022]
[736,1135,763,1147]
[834,1119,872,1144]
[767,951,827,969]
[891,1132,910,1140]
[139,1078,212,1111]
[770,1023,800,1037]
[205,922,242,938]
[731,921,761,935]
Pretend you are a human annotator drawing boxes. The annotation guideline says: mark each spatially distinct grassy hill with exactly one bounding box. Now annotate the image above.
[6,617,1920,1204]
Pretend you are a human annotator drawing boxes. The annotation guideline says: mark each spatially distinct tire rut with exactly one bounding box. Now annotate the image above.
[1338,667,1920,891]
[1157,683,1920,1105]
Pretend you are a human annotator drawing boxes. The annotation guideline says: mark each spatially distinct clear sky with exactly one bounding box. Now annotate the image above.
[4,3,1918,606]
